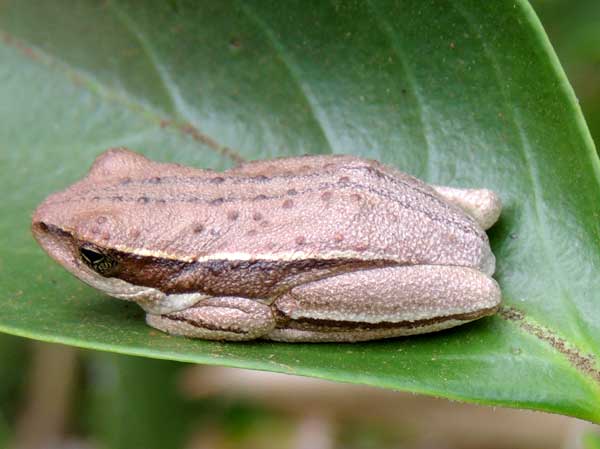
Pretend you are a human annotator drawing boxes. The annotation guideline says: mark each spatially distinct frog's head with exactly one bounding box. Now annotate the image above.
[31,149,167,302]
[31,194,159,302]
[32,189,201,315]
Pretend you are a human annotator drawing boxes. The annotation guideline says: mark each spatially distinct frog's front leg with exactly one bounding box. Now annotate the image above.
[268,265,501,342]
[146,297,276,341]
[432,185,501,230]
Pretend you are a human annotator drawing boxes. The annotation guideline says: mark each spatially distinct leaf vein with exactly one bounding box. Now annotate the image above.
[500,306,600,389]
[0,28,245,164]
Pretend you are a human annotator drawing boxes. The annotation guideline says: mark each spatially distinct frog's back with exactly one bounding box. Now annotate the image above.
[218,154,490,272]
[38,150,491,288]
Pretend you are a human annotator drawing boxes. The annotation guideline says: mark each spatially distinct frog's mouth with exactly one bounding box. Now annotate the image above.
[31,220,162,303]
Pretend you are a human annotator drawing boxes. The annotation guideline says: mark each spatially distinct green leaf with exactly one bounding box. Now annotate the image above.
[0,413,8,449]
[1,0,599,422]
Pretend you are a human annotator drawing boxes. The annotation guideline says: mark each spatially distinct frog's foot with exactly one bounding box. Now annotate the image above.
[268,265,501,342]
[432,185,501,230]
[146,296,275,341]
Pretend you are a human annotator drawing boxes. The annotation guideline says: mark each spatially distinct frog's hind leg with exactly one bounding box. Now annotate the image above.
[146,297,276,341]
[268,265,501,342]
[432,185,501,230]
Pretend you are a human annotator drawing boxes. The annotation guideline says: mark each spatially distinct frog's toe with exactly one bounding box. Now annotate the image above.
[433,186,502,230]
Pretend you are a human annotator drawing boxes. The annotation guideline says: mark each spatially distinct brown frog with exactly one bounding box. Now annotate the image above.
[32,148,502,342]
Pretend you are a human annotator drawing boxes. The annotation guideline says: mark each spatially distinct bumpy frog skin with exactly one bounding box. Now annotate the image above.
[32,148,502,342]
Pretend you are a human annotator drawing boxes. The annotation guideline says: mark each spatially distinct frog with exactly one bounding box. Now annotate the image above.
[31,148,502,342]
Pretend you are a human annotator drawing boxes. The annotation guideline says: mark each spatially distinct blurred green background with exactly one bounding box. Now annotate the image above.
[1,1,600,449]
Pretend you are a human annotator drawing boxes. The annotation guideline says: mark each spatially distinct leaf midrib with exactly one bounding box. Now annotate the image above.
[0,27,244,164]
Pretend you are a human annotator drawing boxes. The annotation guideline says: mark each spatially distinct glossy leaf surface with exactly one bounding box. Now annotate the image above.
[1,0,599,422]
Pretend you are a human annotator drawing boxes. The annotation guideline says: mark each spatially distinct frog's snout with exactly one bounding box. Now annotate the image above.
[31,216,78,275]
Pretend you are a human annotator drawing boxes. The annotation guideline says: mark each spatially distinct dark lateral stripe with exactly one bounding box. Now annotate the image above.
[280,306,500,331]
[50,164,411,192]
[163,315,247,334]
[37,222,71,238]
[37,223,400,296]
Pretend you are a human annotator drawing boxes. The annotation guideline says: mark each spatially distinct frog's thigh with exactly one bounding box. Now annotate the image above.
[268,265,501,342]
[146,297,275,341]
[432,185,501,230]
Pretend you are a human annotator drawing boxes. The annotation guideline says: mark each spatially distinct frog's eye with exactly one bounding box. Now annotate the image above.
[79,245,117,276]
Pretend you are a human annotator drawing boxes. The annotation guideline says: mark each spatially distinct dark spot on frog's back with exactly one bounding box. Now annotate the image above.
[353,243,368,252]
[321,191,332,202]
